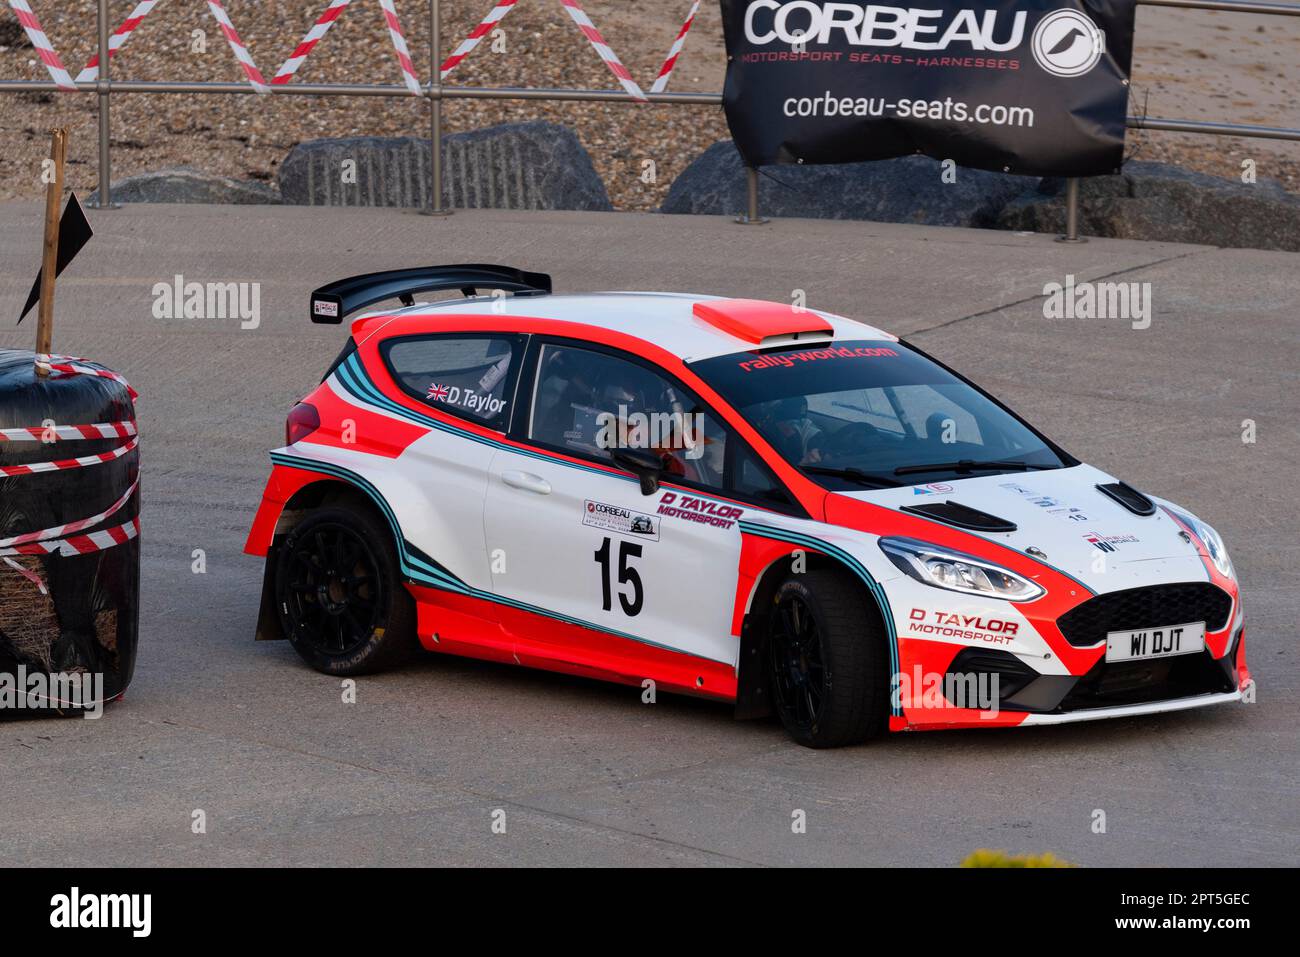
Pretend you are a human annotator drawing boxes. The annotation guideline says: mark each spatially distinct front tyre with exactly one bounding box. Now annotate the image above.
[768,569,889,748]
[275,506,419,676]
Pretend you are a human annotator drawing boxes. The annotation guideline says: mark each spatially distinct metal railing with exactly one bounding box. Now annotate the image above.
[1,0,1296,237]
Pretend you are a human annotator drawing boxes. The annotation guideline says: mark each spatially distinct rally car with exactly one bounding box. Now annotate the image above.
[245,264,1250,748]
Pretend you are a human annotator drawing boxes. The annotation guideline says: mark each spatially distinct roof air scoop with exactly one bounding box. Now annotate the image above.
[693,299,833,343]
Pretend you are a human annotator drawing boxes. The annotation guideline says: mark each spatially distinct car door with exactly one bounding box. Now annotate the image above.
[483,338,771,671]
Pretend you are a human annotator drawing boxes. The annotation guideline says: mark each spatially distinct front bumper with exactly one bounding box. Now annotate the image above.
[1018,687,1245,726]
[890,578,1249,730]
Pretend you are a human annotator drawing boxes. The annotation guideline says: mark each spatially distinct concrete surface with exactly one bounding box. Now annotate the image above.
[0,203,1295,867]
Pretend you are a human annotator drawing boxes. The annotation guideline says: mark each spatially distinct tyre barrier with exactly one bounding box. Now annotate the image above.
[0,349,140,716]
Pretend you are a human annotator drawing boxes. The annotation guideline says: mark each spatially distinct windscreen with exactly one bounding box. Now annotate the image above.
[689,341,1068,490]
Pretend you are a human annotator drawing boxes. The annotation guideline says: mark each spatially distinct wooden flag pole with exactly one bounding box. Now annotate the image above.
[35,127,69,376]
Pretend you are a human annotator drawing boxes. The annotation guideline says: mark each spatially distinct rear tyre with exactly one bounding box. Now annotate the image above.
[767,569,889,748]
[275,505,419,676]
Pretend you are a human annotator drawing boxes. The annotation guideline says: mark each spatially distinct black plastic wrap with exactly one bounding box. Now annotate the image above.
[0,349,140,713]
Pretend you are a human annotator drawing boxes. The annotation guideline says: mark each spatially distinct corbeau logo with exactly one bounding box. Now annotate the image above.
[1030,9,1104,77]
[743,1,1028,52]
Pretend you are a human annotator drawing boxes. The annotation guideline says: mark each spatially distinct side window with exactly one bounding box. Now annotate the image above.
[733,443,795,509]
[383,334,522,430]
[528,343,729,491]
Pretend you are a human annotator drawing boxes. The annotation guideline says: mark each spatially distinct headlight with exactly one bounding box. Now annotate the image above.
[878,537,1045,602]
[1172,510,1235,580]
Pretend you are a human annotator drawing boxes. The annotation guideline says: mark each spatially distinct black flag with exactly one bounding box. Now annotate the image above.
[18,191,94,324]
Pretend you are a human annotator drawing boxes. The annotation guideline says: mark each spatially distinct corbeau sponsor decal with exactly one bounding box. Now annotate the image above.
[738,344,897,372]
[583,500,661,541]
[907,607,1019,645]
[657,491,744,530]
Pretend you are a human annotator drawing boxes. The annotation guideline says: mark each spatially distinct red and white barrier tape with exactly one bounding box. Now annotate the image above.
[273,0,352,85]
[35,355,139,402]
[206,0,269,93]
[440,0,519,79]
[377,0,421,95]
[557,0,646,102]
[0,478,138,550]
[6,0,75,90]
[650,1,699,94]
[0,421,136,443]
[0,435,138,478]
[0,516,140,559]
[2,557,49,594]
[75,0,160,83]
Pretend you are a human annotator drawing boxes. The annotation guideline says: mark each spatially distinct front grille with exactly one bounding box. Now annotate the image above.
[1057,583,1232,649]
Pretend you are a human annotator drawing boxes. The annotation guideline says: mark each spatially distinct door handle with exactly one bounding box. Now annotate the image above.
[501,470,552,495]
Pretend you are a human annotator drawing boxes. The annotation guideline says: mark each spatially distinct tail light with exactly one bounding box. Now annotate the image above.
[285,402,320,446]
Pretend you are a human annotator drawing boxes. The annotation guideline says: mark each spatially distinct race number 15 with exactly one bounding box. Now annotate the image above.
[594,537,643,616]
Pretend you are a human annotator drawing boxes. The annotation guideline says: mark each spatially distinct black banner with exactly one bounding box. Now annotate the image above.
[721,0,1136,177]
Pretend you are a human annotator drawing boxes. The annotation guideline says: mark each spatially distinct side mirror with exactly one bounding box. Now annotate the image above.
[612,448,666,495]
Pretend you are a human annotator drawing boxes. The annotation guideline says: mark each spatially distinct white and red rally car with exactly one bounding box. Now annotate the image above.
[245,264,1250,747]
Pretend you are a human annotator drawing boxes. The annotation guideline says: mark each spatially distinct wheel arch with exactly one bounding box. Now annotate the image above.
[252,475,407,642]
[734,546,895,720]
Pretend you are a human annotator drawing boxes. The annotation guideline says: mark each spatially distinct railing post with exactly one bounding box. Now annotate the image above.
[424,0,451,216]
[1055,177,1085,243]
[734,167,768,225]
[89,0,118,210]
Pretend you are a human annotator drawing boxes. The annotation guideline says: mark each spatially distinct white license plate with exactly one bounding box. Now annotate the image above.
[1105,621,1206,663]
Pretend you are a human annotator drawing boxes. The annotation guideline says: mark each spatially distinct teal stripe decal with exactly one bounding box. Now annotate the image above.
[270,452,674,654]
[738,519,902,716]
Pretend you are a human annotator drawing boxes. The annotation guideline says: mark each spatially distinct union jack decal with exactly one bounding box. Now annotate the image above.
[426,383,450,403]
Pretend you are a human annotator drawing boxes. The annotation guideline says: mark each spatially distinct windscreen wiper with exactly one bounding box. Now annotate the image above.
[802,466,903,488]
[893,459,1055,476]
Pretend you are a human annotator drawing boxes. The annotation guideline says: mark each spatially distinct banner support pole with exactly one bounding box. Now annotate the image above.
[1056,177,1086,243]
[734,167,768,225]
[89,0,118,211]
[424,0,452,217]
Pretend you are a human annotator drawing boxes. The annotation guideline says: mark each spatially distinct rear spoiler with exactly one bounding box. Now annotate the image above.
[309,263,552,324]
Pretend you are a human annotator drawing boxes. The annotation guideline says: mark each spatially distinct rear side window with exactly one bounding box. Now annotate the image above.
[382,334,524,430]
